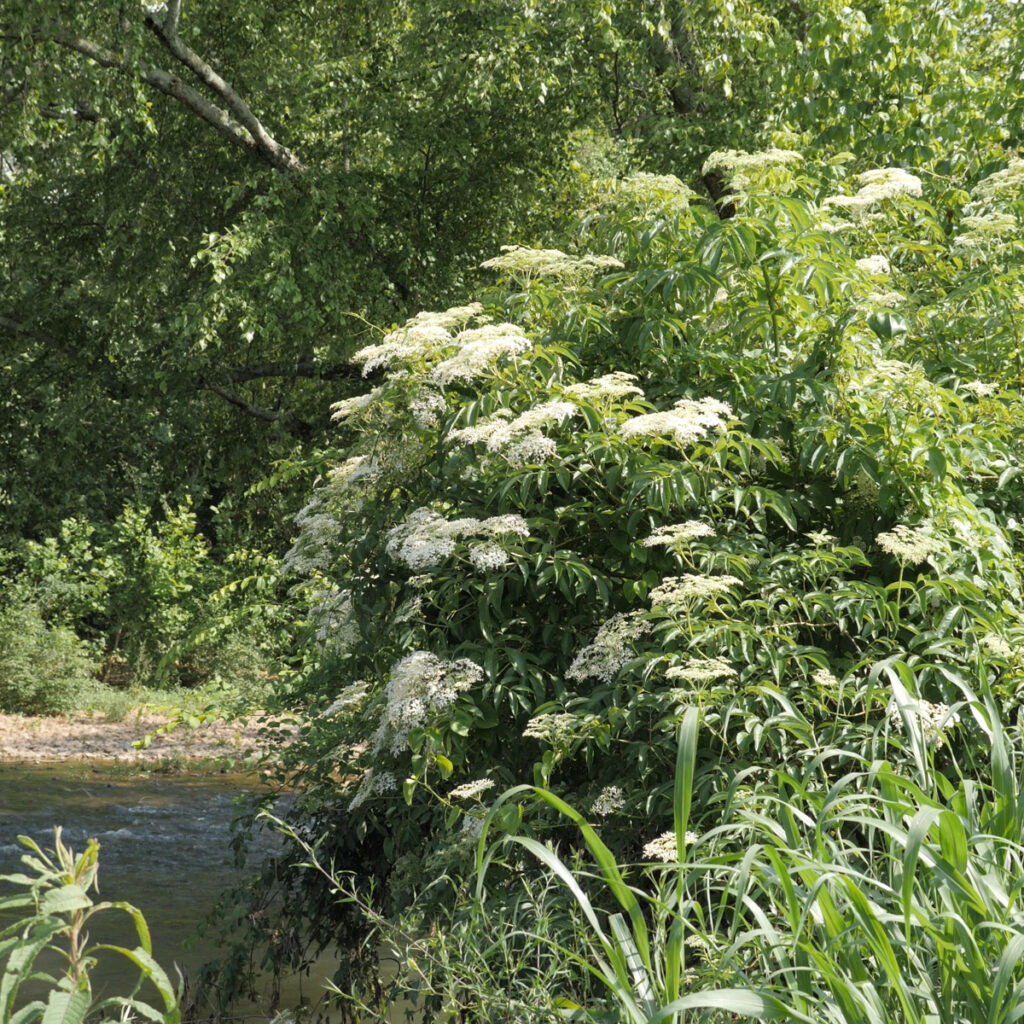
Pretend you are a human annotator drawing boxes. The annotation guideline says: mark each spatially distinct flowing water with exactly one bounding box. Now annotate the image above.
[0,762,332,1018]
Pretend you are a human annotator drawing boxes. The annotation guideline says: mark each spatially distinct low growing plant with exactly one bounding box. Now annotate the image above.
[0,828,180,1024]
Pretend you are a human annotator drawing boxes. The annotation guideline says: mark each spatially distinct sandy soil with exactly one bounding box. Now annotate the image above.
[0,710,294,765]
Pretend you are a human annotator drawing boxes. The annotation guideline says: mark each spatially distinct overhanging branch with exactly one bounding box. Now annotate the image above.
[30,14,306,174]
[144,6,306,174]
[196,379,283,422]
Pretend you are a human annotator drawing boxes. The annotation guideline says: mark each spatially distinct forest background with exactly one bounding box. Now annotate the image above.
[5,1,1024,1021]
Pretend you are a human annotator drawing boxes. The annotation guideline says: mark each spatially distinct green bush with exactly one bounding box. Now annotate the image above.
[0,602,96,715]
[239,145,1024,1006]
[15,503,285,692]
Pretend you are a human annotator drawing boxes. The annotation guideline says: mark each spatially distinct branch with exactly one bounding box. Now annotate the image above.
[222,360,363,384]
[38,22,305,174]
[39,99,102,122]
[143,7,306,173]
[196,379,283,422]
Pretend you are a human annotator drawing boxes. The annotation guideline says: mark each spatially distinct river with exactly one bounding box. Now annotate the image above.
[0,762,333,1019]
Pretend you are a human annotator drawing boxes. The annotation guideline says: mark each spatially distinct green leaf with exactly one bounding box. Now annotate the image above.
[40,988,91,1024]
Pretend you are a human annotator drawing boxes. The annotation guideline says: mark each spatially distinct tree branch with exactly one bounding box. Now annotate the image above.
[143,6,306,173]
[220,360,363,384]
[38,21,305,174]
[196,379,283,422]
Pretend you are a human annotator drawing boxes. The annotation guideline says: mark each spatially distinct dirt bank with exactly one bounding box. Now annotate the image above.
[0,710,293,765]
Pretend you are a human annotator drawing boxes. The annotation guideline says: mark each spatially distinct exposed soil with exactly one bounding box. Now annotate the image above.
[0,710,293,765]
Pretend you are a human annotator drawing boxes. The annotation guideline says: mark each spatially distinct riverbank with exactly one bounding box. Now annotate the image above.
[0,710,291,766]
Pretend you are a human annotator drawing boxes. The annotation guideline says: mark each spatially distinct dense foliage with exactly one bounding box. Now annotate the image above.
[262,141,1024,1015]
[5,0,1024,1019]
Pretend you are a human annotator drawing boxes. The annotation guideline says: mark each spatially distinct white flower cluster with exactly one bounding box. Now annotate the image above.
[812,667,840,689]
[385,507,529,571]
[452,401,577,467]
[649,574,742,609]
[954,213,1017,252]
[522,712,585,746]
[601,173,694,211]
[309,587,361,653]
[348,766,398,811]
[331,387,384,422]
[665,658,736,683]
[855,254,891,276]
[371,651,483,755]
[876,524,944,565]
[887,696,960,750]
[969,158,1024,205]
[327,455,377,489]
[409,387,447,429]
[349,304,487,378]
[980,633,1013,659]
[702,148,803,192]
[643,521,716,548]
[642,830,697,863]
[352,324,452,376]
[805,530,837,547]
[591,785,625,817]
[323,679,370,717]
[431,323,532,385]
[282,458,383,576]
[565,372,645,403]
[449,778,495,801]
[961,380,997,398]
[481,245,623,285]
[824,168,922,217]
[567,612,650,683]
[407,303,486,329]
[864,289,905,309]
[282,497,339,576]
[620,398,732,446]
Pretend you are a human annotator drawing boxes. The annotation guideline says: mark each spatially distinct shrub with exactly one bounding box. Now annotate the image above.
[0,601,96,715]
[249,148,1024,996]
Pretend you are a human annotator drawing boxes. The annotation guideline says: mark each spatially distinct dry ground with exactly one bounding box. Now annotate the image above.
[0,710,290,765]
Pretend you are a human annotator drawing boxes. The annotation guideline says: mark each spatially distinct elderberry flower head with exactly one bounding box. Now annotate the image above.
[642,830,698,862]
[567,612,649,683]
[855,254,891,276]
[370,651,483,755]
[620,397,731,446]
[385,507,529,571]
[665,658,736,683]
[961,380,997,398]
[565,372,645,402]
[876,524,943,565]
[887,696,960,749]
[980,634,1013,659]
[824,168,922,218]
[431,324,532,385]
[642,521,716,547]
[591,785,626,817]
[649,574,742,608]
[449,778,495,801]
[481,245,623,286]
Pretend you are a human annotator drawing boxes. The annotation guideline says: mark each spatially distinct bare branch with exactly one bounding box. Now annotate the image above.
[143,10,306,173]
[222,360,363,384]
[197,380,283,422]
[35,25,305,173]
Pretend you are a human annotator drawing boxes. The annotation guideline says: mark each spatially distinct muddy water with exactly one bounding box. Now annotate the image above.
[0,762,332,1017]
